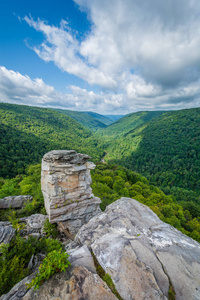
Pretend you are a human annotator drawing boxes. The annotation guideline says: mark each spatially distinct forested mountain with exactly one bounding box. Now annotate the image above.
[1,103,200,242]
[82,111,114,126]
[98,111,165,138]
[1,102,200,286]
[103,114,124,122]
[100,108,200,214]
[54,108,108,131]
[0,103,103,178]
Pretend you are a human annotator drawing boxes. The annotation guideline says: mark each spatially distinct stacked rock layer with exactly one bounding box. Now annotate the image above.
[41,150,101,234]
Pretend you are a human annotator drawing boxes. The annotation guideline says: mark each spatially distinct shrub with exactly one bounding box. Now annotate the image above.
[27,250,71,289]
[43,219,58,238]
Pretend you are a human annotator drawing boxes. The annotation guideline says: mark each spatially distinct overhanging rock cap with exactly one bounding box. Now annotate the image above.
[43,150,92,164]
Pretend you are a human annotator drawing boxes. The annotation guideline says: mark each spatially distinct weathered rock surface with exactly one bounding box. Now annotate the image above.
[41,150,101,234]
[19,214,48,238]
[0,214,48,245]
[23,266,117,300]
[0,195,33,209]
[68,244,96,273]
[71,197,200,300]
[0,222,15,245]
[0,273,36,300]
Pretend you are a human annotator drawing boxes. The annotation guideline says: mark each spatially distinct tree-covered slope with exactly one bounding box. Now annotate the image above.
[1,162,199,243]
[98,111,165,138]
[54,109,109,131]
[0,103,103,178]
[103,107,200,195]
[103,114,124,122]
[83,111,114,126]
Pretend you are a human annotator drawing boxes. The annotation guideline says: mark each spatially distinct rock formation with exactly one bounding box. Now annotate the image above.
[0,222,15,245]
[23,265,117,300]
[19,214,48,239]
[0,195,33,209]
[0,245,117,300]
[0,214,48,247]
[1,197,200,300]
[41,150,101,234]
[70,197,200,300]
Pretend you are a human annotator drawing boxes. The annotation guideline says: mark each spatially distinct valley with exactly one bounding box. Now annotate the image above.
[1,103,200,298]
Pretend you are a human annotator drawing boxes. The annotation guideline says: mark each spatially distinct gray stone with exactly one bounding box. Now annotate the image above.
[73,197,200,300]
[23,214,48,229]
[0,273,36,300]
[0,222,15,245]
[41,150,101,234]
[22,265,117,300]
[0,195,33,209]
[68,245,96,273]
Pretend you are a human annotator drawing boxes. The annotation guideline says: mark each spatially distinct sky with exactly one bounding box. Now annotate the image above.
[1,0,200,114]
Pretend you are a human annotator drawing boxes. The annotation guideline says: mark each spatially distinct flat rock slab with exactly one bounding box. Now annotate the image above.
[0,195,32,209]
[23,265,117,300]
[68,245,96,273]
[73,197,200,300]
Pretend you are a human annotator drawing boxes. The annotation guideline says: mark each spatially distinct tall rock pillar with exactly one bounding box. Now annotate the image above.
[41,150,101,234]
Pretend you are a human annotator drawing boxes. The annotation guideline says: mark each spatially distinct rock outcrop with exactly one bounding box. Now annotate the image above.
[70,197,200,300]
[0,214,48,246]
[20,214,48,239]
[1,197,200,300]
[0,195,33,209]
[23,265,117,300]
[0,243,117,300]
[0,222,15,245]
[41,150,101,234]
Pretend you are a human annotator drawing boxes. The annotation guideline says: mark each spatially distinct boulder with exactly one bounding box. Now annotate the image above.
[19,214,48,238]
[23,266,117,300]
[72,197,200,300]
[0,195,32,209]
[41,150,101,234]
[0,222,15,245]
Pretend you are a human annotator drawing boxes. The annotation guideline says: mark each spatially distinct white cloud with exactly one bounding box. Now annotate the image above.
[21,0,200,112]
[24,16,116,89]
[1,66,200,114]
[0,66,122,112]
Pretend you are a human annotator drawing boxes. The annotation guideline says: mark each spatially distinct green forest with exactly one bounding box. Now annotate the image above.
[98,108,200,217]
[0,103,104,178]
[0,163,199,242]
[54,108,108,131]
[1,103,200,296]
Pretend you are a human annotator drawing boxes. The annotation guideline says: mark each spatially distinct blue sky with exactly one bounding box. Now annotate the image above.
[1,0,200,113]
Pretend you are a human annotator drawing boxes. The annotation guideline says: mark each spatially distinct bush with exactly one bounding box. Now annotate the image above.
[27,250,71,289]
[43,219,58,238]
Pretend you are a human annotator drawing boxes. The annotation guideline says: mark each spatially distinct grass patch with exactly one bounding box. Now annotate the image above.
[91,250,123,300]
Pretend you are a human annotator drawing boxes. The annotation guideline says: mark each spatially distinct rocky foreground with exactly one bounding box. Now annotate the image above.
[1,197,200,300]
[1,150,200,300]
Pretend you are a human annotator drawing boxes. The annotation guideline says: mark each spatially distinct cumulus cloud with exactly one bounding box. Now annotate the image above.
[24,16,116,89]
[0,66,123,112]
[21,0,200,112]
[1,66,200,114]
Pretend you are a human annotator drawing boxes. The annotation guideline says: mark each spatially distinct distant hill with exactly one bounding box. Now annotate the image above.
[53,109,124,130]
[101,108,200,195]
[98,111,165,138]
[103,114,124,122]
[54,109,110,131]
[83,111,114,126]
[0,103,103,178]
